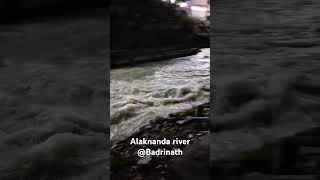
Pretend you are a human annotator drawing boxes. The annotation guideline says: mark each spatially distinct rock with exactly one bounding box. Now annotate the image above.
[176,116,208,125]
[244,172,272,180]
[176,119,190,125]
[187,134,194,139]
[137,155,152,165]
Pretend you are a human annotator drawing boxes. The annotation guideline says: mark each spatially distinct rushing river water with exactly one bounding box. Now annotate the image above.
[110,48,210,141]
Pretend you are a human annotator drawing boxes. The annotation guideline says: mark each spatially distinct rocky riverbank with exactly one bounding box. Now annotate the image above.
[111,103,210,180]
[111,47,201,68]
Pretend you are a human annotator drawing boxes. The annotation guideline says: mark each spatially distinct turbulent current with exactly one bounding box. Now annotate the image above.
[110,48,210,141]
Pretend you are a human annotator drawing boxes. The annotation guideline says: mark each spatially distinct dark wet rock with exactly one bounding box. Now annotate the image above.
[137,155,152,165]
[187,134,194,139]
[176,116,208,125]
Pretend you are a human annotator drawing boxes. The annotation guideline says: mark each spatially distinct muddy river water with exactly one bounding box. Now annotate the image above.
[110,48,210,141]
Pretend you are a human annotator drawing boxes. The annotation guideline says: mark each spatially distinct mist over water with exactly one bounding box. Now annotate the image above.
[110,48,210,141]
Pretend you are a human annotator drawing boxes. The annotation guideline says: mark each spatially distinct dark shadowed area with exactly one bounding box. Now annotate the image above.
[0,0,106,22]
[110,0,209,68]
[0,2,108,180]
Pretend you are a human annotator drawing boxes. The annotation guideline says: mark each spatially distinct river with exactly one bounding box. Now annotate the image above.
[110,48,210,141]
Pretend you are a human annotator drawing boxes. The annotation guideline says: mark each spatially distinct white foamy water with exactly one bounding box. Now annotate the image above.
[110,48,210,141]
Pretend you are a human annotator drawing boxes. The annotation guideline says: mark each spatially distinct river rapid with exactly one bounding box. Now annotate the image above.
[110,48,210,141]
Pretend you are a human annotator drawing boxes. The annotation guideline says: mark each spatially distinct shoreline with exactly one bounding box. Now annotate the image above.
[111,103,209,180]
[110,34,210,68]
[110,47,204,69]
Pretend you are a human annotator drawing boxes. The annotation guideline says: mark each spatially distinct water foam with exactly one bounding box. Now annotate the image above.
[110,49,210,141]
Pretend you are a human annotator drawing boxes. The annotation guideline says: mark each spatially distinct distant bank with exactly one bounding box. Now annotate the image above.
[110,0,209,68]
